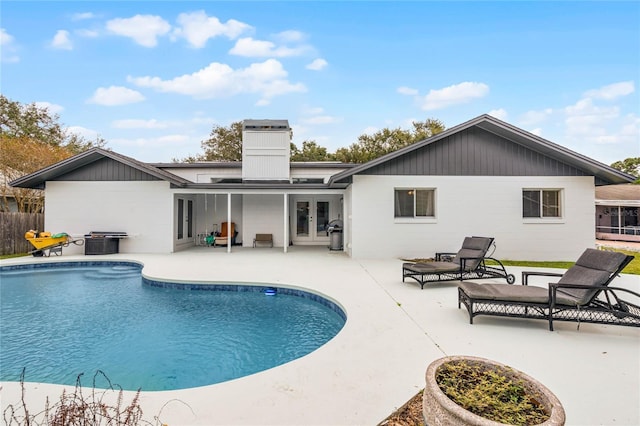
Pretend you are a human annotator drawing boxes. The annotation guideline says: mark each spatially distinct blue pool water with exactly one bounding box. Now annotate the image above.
[0,262,345,391]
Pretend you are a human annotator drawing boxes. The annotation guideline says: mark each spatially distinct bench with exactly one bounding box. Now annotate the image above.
[253,233,273,248]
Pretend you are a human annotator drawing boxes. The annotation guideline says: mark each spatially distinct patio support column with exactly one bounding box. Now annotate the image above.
[227,192,231,253]
[283,193,288,253]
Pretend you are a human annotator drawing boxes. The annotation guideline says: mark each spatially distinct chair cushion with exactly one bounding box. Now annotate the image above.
[462,237,493,251]
[556,249,628,304]
[404,261,459,273]
[454,237,493,270]
[574,248,629,273]
[459,282,579,306]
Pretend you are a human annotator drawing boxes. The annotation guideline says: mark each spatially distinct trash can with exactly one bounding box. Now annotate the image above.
[327,220,343,251]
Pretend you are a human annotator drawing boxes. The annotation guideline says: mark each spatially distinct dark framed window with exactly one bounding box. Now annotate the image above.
[523,189,561,218]
[394,189,435,218]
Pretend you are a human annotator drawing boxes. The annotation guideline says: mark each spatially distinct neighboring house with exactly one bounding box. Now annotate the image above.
[10,115,634,260]
[595,183,640,242]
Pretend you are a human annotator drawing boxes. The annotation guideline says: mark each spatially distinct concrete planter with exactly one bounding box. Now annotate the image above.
[423,356,565,426]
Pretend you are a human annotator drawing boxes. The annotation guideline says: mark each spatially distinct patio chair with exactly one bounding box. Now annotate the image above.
[214,222,236,246]
[458,248,637,331]
[402,236,515,289]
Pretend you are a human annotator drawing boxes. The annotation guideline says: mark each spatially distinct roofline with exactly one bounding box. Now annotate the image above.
[180,182,350,190]
[9,148,190,189]
[152,162,357,170]
[328,114,635,185]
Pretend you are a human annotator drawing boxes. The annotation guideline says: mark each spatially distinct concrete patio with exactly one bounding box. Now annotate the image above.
[1,246,639,425]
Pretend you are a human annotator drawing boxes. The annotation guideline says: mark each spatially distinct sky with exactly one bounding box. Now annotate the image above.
[1,1,639,164]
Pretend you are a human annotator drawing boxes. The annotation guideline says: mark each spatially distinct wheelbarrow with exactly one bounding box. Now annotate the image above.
[24,230,84,257]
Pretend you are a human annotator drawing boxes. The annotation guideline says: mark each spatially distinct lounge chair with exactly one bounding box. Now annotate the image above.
[458,248,637,330]
[402,236,515,289]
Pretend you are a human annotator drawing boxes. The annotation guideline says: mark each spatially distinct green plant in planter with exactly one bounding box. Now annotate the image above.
[436,360,549,425]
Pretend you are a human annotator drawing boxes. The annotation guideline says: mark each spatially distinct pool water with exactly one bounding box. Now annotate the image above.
[0,263,345,391]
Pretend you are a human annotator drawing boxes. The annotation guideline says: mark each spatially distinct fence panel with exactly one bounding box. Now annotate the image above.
[0,212,44,255]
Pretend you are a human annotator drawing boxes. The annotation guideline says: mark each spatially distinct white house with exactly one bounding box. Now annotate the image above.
[10,115,634,260]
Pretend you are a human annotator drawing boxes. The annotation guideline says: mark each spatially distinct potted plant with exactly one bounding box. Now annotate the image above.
[423,356,565,426]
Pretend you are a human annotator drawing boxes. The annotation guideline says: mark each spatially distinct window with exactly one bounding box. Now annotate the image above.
[523,189,561,218]
[395,189,435,218]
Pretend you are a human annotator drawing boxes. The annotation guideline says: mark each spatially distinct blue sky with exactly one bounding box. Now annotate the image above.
[2,1,639,164]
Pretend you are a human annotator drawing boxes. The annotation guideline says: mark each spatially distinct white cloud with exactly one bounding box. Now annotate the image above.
[111,134,190,147]
[519,108,554,126]
[420,82,489,111]
[229,37,309,57]
[128,59,306,100]
[34,101,64,114]
[274,30,305,43]
[172,11,252,48]
[306,58,327,71]
[584,81,635,101]
[106,15,171,47]
[1,28,19,63]
[487,108,508,121]
[397,86,418,96]
[72,12,96,21]
[112,119,169,129]
[87,86,145,106]
[301,115,342,125]
[51,30,73,50]
[528,128,543,137]
[77,29,99,38]
[67,126,100,140]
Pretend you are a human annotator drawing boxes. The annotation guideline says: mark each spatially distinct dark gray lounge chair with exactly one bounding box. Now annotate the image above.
[402,236,515,289]
[458,248,637,330]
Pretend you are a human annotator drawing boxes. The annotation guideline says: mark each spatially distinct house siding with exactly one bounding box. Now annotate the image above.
[45,181,173,254]
[349,175,594,261]
[54,157,162,181]
[362,127,590,177]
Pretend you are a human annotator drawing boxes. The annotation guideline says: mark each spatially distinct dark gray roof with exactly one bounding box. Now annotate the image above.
[328,114,635,186]
[9,148,191,189]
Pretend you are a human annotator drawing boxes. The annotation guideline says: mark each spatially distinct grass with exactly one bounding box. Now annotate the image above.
[490,248,639,275]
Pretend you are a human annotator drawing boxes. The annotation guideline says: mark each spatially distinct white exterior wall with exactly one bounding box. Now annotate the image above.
[349,175,595,261]
[242,195,285,247]
[45,181,173,254]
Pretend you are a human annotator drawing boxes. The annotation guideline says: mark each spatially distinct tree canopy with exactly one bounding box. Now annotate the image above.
[0,95,105,212]
[334,118,445,163]
[179,117,445,164]
[611,157,640,179]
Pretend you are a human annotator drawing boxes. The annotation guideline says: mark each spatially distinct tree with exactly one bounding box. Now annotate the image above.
[290,140,336,161]
[186,121,244,162]
[611,157,640,179]
[0,135,74,212]
[335,118,445,163]
[0,95,105,212]
[0,94,104,154]
[178,122,336,163]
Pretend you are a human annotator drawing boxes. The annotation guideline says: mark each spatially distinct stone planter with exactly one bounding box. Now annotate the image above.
[423,356,565,426]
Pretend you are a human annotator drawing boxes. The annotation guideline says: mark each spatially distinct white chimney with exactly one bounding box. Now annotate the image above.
[242,119,291,182]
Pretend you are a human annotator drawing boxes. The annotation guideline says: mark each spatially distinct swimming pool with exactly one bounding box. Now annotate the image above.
[0,262,346,391]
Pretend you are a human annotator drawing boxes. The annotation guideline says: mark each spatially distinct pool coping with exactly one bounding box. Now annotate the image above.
[1,249,639,425]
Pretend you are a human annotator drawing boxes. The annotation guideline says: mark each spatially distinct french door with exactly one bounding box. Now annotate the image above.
[293,198,331,244]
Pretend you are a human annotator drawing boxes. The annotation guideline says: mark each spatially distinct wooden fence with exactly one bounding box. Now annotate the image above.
[0,212,44,255]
